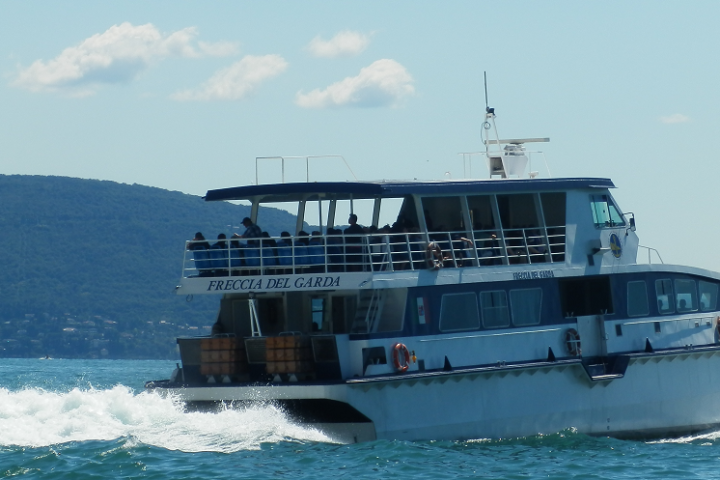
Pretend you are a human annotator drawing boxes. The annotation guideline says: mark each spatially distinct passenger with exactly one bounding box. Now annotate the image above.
[308,231,325,272]
[212,233,227,249]
[229,233,244,274]
[450,234,474,267]
[211,234,229,276]
[527,229,547,263]
[344,214,364,271]
[276,232,293,273]
[239,217,262,245]
[189,232,211,250]
[189,232,212,276]
[426,241,444,270]
[260,232,278,271]
[292,231,311,272]
[480,231,502,266]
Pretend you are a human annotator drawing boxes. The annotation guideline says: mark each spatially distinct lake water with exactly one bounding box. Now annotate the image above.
[2,358,720,479]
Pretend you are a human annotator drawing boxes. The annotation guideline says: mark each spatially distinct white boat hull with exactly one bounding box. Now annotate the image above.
[158,347,720,442]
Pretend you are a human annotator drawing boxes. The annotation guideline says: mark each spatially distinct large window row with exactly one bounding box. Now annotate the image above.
[438,288,543,332]
[627,278,718,317]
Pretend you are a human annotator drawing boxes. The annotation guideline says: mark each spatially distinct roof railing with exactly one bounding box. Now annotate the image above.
[254,155,358,185]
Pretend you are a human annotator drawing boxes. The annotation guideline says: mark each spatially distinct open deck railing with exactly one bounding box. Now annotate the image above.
[182,226,566,278]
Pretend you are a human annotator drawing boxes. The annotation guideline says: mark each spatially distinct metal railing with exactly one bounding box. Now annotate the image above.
[182,226,567,278]
[638,245,664,264]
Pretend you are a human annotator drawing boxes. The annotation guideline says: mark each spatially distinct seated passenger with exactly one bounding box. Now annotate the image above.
[189,232,211,250]
[211,234,229,276]
[189,232,212,276]
[260,232,278,270]
[308,231,325,272]
[276,232,293,273]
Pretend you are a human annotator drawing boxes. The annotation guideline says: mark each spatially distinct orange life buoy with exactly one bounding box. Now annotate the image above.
[391,343,410,372]
[565,328,582,356]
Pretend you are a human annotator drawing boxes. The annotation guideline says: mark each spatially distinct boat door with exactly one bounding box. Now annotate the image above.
[575,315,607,357]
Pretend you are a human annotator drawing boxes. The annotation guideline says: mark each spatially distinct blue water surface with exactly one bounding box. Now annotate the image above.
[1,359,720,479]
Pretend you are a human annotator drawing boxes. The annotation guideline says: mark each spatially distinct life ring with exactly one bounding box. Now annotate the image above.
[391,343,411,372]
[565,328,582,356]
[426,242,443,270]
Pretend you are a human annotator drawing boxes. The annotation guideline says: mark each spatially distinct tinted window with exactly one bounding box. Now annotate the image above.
[480,291,510,328]
[674,279,697,313]
[627,281,649,317]
[590,194,625,228]
[655,279,675,314]
[699,281,718,312]
[509,288,542,326]
[439,292,480,332]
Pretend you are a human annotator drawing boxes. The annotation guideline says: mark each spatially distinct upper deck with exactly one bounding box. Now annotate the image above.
[177,176,639,295]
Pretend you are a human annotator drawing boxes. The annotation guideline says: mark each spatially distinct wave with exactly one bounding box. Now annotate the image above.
[0,385,332,452]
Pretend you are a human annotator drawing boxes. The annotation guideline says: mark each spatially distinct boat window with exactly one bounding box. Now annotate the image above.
[590,194,625,228]
[395,196,420,230]
[375,288,407,332]
[655,279,675,314]
[509,288,542,326]
[421,197,465,232]
[540,192,566,227]
[311,297,325,332]
[375,197,411,230]
[496,194,539,229]
[467,195,496,231]
[439,292,480,332]
[480,291,510,329]
[627,281,649,317]
[333,198,376,230]
[699,281,718,312]
[674,279,698,313]
[559,276,614,317]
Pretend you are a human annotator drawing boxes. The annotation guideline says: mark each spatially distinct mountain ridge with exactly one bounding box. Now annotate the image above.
[0,174,299,359]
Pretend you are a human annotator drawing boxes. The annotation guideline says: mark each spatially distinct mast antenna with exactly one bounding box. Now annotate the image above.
[484,71,494,115]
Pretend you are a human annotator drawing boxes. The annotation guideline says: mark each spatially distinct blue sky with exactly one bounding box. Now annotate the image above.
[1,1,718,270]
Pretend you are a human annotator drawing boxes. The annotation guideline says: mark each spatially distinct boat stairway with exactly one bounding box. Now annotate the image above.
[581,356,629,382]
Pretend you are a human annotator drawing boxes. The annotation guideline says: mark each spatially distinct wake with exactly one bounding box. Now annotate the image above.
[0,385,331,451]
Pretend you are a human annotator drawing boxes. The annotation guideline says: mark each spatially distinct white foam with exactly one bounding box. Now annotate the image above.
[0,386,332,451]
[649,428,720,445]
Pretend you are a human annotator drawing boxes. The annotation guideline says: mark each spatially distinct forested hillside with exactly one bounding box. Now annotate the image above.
[0,175,301,359]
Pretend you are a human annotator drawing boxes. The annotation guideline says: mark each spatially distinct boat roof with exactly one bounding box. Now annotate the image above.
[204,177,615,203]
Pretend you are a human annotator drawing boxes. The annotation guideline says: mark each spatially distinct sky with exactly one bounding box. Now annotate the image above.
[1,1,719,271]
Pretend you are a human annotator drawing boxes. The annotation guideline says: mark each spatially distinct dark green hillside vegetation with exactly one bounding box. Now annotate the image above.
[0,174,301,359]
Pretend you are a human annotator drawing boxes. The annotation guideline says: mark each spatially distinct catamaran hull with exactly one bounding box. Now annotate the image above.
[154,348,720,442]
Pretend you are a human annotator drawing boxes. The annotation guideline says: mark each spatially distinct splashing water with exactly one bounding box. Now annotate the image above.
[0,386,332,451]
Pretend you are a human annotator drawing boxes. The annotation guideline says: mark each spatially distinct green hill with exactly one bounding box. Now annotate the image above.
[0,175,301,359]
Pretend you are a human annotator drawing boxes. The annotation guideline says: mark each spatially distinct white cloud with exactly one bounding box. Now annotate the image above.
[307,31,370,58]
[295,59,414,109]
[12,22,238,96]
[659,113,690,124]
[171,54,288,101]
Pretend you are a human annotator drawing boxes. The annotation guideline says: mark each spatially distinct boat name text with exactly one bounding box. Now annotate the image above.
[206,276,341,292]
[513,270,555,280]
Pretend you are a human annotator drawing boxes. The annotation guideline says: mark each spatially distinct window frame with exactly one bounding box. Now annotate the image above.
[438,291,481,333]
[480,290,511,329]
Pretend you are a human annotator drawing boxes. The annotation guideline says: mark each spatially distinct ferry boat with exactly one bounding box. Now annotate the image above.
[146,108,720,443]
